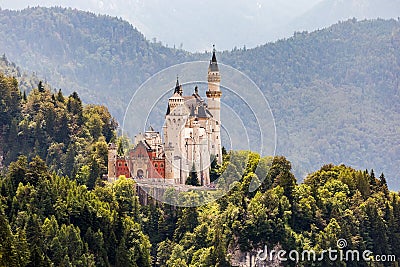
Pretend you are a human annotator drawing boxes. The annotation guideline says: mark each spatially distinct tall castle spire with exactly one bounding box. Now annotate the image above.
[174,76,183,95]
[206,45,222,164]
[211,44,217,63]
[209,44,219,73]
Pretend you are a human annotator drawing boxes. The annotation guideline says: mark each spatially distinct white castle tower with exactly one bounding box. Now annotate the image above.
[108,46,222,186]
[206,45,223,164]
[163,79,190,183]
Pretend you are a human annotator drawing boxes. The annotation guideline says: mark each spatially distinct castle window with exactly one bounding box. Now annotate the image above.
[216,136,218,139]
[161,164,164,168]
[155,163,158,168]
[118,162,121,167]
[216,121,219,125]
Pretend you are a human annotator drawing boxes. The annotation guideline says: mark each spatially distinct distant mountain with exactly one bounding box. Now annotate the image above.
[0,54,41,94]
[0,0,322,51]
[289,0,400,32]
[0,7,192,119]
[2,0,399,51]
[0,7,399,190]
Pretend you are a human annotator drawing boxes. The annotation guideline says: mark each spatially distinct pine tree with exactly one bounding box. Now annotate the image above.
[379,172,388,195]
[87,156,100,190]
[115,237,129,267]
[186,164,199,186]
[56,89,64,103]
[270,156,296,202]
[369,169,377,188]
[25,214,46,267]
[38,81,45,93]
[209,157,221,182]
[63,143,76,178]
[0,205,19,266]
[174,207,199,241]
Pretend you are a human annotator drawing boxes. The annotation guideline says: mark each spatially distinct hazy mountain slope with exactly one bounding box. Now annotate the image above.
[3,0,399,51]
[220,19,400,189]
[0,7,399,190]
[0,54,41,93]
[0,0,322,51]
[0,7,192,119]
[289,0,400,32]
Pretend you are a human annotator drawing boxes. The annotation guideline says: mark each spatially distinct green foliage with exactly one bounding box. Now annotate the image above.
[173,207,199,241]
[0,204,29,266]
[0,72,117,182]
[209,157,221,183]
[147,155,399,266]
[0,156,152,267]
[116,136,130,156]
[0,151,399,266]
[270,156,297,201]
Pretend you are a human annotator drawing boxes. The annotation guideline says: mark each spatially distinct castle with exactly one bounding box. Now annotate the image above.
[108,47,222,186]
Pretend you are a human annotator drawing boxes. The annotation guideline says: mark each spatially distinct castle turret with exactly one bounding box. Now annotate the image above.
[164,78,190,184]
[206,45,222,164]
[167,77,185,113]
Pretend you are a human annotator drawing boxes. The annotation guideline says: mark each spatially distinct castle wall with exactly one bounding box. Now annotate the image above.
[107,144,117,179]
[116,158,131,178]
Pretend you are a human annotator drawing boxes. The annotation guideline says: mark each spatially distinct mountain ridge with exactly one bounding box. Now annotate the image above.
[289,0,400,33]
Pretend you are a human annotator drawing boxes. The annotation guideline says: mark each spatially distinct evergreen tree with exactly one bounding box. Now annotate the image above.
[38,81,45,93]
[369,169,377,188]
[209,156,221,183]
[270,156,296,202]
[56,89,64,103]
[63,143,76,178]
[0,205,19,266]
[186,164,199,186]
[87,156,100,190]
[25,214,46,267]
[115,236,129,267]
[379,172,388,194]
[174,207,199,241]
[67,91,83,125]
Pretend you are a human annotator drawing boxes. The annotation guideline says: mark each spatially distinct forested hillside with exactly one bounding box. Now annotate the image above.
[1,142,399,266]
[0,7,192,118]
[289,0,400,33]
[0,70,117,187]
[0,7,399,189]
[0,54,40,93]
[221,18,400,189]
